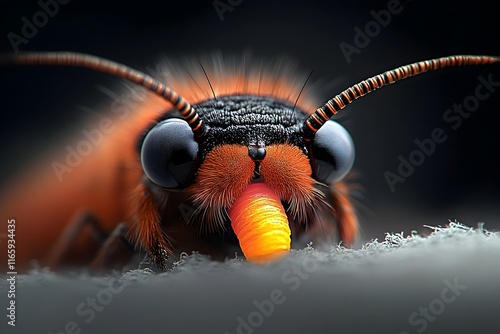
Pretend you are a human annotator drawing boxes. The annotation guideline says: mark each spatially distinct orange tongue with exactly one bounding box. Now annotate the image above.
[229,182,291,263]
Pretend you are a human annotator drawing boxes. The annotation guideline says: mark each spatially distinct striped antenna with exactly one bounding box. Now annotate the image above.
[1,52,207,139]
[303,55,500,140]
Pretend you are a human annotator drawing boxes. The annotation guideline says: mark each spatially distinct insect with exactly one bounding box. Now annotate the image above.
[0,52,498,272]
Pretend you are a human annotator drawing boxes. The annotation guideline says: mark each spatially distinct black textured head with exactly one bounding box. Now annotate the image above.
[194,95,308,156]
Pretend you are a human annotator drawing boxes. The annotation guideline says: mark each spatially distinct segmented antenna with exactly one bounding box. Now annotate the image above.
[1,52,207,139]
[303,55,500,140]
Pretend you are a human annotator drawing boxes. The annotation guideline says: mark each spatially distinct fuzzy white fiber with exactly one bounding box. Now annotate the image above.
[1,222,499,334]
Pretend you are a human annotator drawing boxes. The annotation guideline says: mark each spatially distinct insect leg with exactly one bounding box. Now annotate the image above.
[45,211,105,268]
[129,183,173,272]
[137,252,167,273]
[89,223,136,271]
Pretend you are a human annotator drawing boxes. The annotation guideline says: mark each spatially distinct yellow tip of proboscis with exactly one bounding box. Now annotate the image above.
[229,182,291,263]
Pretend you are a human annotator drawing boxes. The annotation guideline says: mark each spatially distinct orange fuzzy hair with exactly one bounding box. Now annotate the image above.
[188,145,255,232]
[261,144,324,223]
[144,52,321,111]
[189,144,325,233]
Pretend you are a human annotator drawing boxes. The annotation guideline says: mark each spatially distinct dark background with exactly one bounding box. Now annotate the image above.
[1,0,499,242]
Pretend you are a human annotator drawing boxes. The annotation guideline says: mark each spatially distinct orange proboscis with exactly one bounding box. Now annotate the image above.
[229,182,291,263]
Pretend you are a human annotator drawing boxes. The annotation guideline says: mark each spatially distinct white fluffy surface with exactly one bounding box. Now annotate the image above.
[1,222,500,334]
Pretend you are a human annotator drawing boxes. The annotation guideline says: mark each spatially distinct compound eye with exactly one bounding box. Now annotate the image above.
[141,119,199,189]
[311,120,355,184]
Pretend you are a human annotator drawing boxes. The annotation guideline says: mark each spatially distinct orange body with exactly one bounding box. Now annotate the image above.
[0,55,358,271]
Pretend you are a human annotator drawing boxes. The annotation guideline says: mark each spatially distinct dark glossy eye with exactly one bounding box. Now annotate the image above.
[310,120,355,184]
[141,119,199,189]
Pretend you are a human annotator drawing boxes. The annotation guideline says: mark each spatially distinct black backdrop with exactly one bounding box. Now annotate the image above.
[1,0,499,241]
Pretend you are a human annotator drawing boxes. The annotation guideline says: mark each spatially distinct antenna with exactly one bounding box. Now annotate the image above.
[303,55,499,140]
[1,52,207,139]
